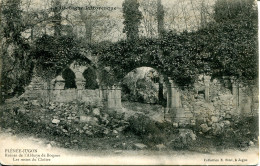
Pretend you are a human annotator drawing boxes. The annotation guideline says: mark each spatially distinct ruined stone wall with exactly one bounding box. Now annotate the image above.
[22,81,103,106]
[180,76,258,126]
[21,76,120,109]
[50,89,101,105]
[21,65,258,127]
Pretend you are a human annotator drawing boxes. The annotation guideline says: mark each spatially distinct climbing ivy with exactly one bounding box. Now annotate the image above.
[122,0,143,41]
[96,0,257,87]
[96,35,199,86]
[31,34,90,81]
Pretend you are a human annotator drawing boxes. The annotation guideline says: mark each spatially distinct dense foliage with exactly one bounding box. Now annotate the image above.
[209,0,258,81]
[1,0,33,99]
[0,0,257,101]
[122,0,143,40]
[97,0,257,86]
[31,34,89,82]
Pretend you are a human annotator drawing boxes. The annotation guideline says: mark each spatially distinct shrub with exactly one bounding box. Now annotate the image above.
[126,114,166,145]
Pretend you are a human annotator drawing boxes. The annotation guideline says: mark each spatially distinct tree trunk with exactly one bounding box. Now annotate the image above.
[0,2,3,104]
[84,19,92,44]
[45,80,51,107]
[158,82,164,105]
[157,0,164,38]
[157,0,164,105]
[200,0,206,29]
[53,0,62,37]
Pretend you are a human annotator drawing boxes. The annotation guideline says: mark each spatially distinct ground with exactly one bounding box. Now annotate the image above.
[0,100,258,154]
[0,132,258,165]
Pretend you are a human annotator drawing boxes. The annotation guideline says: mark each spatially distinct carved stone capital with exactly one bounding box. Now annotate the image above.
[204,75,211,86]
[230,76,238,86]
[168,79,178,88]
[76,80,86,90]
[54,81,65,90]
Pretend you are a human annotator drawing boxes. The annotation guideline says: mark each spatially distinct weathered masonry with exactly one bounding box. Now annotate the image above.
[22,63,258,126]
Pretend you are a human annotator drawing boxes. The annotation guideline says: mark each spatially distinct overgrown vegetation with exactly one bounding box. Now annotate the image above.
[1,100,257,151]
[0,0,258,152]
[0,0,257,100]
[96,0,257,86]
[1,0,33,100]
[122,0,143,41]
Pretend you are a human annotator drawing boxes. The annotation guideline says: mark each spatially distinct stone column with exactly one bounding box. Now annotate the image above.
[54,76,65,102]
[230,76,239,108]
[107,85,122,110]
[169,79,181,109]
[76,79,85,102]
[115,86,122,109]
[107,86,114,109]
[43,82,48,107]
[166,81,172,114]
[167,79,190,125]
[167,79,182,117]
[49,79,55,102]
[55,76,65,89]
[158,75,164,105]
[222,76,230,88]
[204,75,211,102]
[76,79,85,90]
[102,86,108,100]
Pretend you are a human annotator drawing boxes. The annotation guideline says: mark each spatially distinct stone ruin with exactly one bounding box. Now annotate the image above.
[21,62,258,126]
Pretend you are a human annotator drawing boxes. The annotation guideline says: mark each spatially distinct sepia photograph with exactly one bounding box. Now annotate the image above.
[0,0,258,165]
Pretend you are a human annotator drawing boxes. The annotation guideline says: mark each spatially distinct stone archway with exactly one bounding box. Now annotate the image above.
[82,68,99,89]
[103,66,184,123]
[62,68,77,89]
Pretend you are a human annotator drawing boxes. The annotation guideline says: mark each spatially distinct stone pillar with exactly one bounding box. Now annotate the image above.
[167,79,192,125]
[169,79,181,108]
[99,87,103,100]
[107,85,122,110]
[115,86,122,108]
[76,79,85,90]
[158,75,164,105]
[54,76,65,102]
[55,76,65,90]
[76,79,85,101]
[107,86,114,108]
[102,86,108,101]
[222,76,230,88]
[204,75,211,102]
[165,79,181,118]
[230,76,239,108]
[43,82,48,107]
[49,79,56,102]
[166,81,172,114]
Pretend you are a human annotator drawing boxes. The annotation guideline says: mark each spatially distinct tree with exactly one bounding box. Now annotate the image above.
[139,0,157,38]
[157,0,164,37]
[77,0,119,44]
[122,0,143,41]
[213,0,255,24]
[0,1,3,103]
[208,0,257,82]
[53,0,62,37]
[157,0,165,104]
[1,0,33,101]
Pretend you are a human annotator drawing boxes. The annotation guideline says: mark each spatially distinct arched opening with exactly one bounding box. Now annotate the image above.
[62,68,77,89]
[83,68,99,89]
[121,67,168,112]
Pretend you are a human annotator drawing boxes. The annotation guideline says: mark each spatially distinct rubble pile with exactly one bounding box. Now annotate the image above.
[0,98,257,151]
[17,101,130,138]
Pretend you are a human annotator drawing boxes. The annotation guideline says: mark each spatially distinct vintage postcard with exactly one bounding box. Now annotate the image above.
[0,0,259,165]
